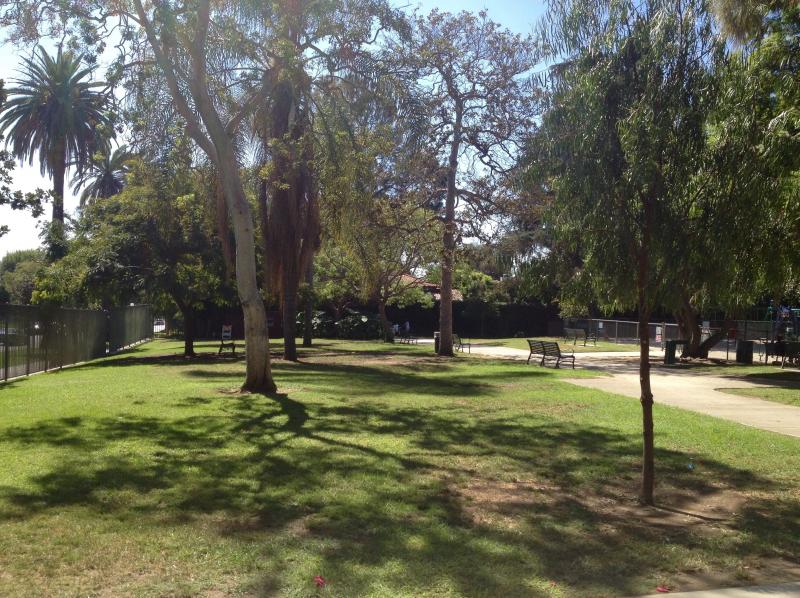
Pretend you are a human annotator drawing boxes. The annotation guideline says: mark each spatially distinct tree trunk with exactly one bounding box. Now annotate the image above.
[676,299,703,357]
[45,143,68,261]
[438,110,462,357]
[378,299,393,342]
[303,260,313,347]
[218,154,276,393]
[51,146,66,224]
[638,307,655,505]
[638,192,656,506]
[133,0,275,393]
[282,278,298,361]
[182,307,196,357]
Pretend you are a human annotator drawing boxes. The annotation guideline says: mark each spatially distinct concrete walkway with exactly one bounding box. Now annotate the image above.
[638,581,800,597]
[465,342,800,439]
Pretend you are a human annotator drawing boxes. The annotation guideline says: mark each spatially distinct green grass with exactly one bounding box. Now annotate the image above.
[471,336,637,353]
[0,339,799,597]
[723,386,800,407]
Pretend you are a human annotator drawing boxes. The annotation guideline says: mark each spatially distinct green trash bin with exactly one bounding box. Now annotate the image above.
[434,331,440,353]
[736,340,754,365]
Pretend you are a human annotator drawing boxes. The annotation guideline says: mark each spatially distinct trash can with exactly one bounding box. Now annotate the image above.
[434,331,440,353]
[664,340,677,365]
[736,340,754,365]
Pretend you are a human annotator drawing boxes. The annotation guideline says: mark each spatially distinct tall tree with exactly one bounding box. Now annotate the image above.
[401,10,536,356]
[71,145,132,205]
[0,0,405,389]
[34,157,234,356]
[0,46,111,256]
[0,248,44,303]
[0,80,47,240]
[529,0,723,504]
[253,0,407,361]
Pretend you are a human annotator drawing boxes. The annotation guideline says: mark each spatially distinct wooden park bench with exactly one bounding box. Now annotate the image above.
[218,324,236,355]
[453,334,471,353]
[527,339,575,369]
[563,327,597,347]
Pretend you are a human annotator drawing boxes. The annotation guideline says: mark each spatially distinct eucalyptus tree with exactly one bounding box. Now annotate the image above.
[0,46,112,255]
[530,0,724,504]
[0,0,406,390]
[399,10,537,356]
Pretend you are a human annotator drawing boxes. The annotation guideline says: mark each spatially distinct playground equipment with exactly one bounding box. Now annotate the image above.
[764,303,800,341]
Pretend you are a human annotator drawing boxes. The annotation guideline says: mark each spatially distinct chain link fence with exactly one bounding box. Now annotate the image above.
[1,304,153,382]
[564,317,785,356]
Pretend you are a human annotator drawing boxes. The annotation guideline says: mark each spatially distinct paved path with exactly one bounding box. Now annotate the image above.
[464,342,800,439]
[638,581,800,597]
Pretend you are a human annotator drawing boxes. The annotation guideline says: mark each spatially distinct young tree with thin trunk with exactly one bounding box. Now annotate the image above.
[400,10,536,356]
[529,0,723,505]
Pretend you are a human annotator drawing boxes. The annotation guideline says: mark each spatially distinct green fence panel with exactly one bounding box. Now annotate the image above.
[1,304,152,382]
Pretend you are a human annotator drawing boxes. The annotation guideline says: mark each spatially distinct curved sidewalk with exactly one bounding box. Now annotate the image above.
[467,343,800,439]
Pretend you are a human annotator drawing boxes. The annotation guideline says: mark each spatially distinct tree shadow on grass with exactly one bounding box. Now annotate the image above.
[0,366,798,595]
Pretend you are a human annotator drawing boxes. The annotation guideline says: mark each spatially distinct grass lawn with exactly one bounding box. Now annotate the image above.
[0,339,799,597]
[723,386,800,407]
[471,336,637,353]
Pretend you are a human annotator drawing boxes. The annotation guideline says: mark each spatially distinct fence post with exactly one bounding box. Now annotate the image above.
[3,310,9,382]
[25,311,31,376]
[615,320,619,344]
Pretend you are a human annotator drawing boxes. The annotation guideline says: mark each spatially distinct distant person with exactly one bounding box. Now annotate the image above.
[404,321,411,334]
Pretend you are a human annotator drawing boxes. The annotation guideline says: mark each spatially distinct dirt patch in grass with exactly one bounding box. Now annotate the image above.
[449,475,800,592]
[673,557,800,591]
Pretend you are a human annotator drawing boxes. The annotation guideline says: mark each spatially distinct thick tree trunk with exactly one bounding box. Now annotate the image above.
[282,276,298,361]
[438,110,462,357]
[303,260,313,347]
[378,299,393,342]
[51,147,66,224]
[219,156,276,393]
[676,299,703,357]
[45,143,68,261]
[133,0,275,393]
[182,308,196,357]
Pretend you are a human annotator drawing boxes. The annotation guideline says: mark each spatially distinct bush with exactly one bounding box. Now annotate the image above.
[333,312,382,340]
[296,310,336,338]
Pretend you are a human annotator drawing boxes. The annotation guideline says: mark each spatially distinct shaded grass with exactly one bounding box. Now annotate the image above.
[0,339,798,597]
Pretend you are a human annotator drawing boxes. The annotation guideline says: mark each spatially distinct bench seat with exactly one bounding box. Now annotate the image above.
[527,339,575,368]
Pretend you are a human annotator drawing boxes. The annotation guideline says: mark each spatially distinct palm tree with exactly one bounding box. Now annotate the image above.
[72,146,132,206]
[0,46,112,224]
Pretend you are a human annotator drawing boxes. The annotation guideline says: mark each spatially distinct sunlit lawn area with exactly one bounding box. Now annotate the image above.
[471,336,636,353]
[723,386,800,407]
[664,362,800,407]
[0,339,799,596]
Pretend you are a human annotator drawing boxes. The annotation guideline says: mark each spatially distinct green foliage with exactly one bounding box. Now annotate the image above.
[33,156,233,314]
[0,248,45,304]
[333,311,384,340]
[71,145,133,206]
[0,47,112,213]
[529,0,725,316]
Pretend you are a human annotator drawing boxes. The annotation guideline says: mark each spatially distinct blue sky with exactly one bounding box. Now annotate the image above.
[0,1,548,258]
